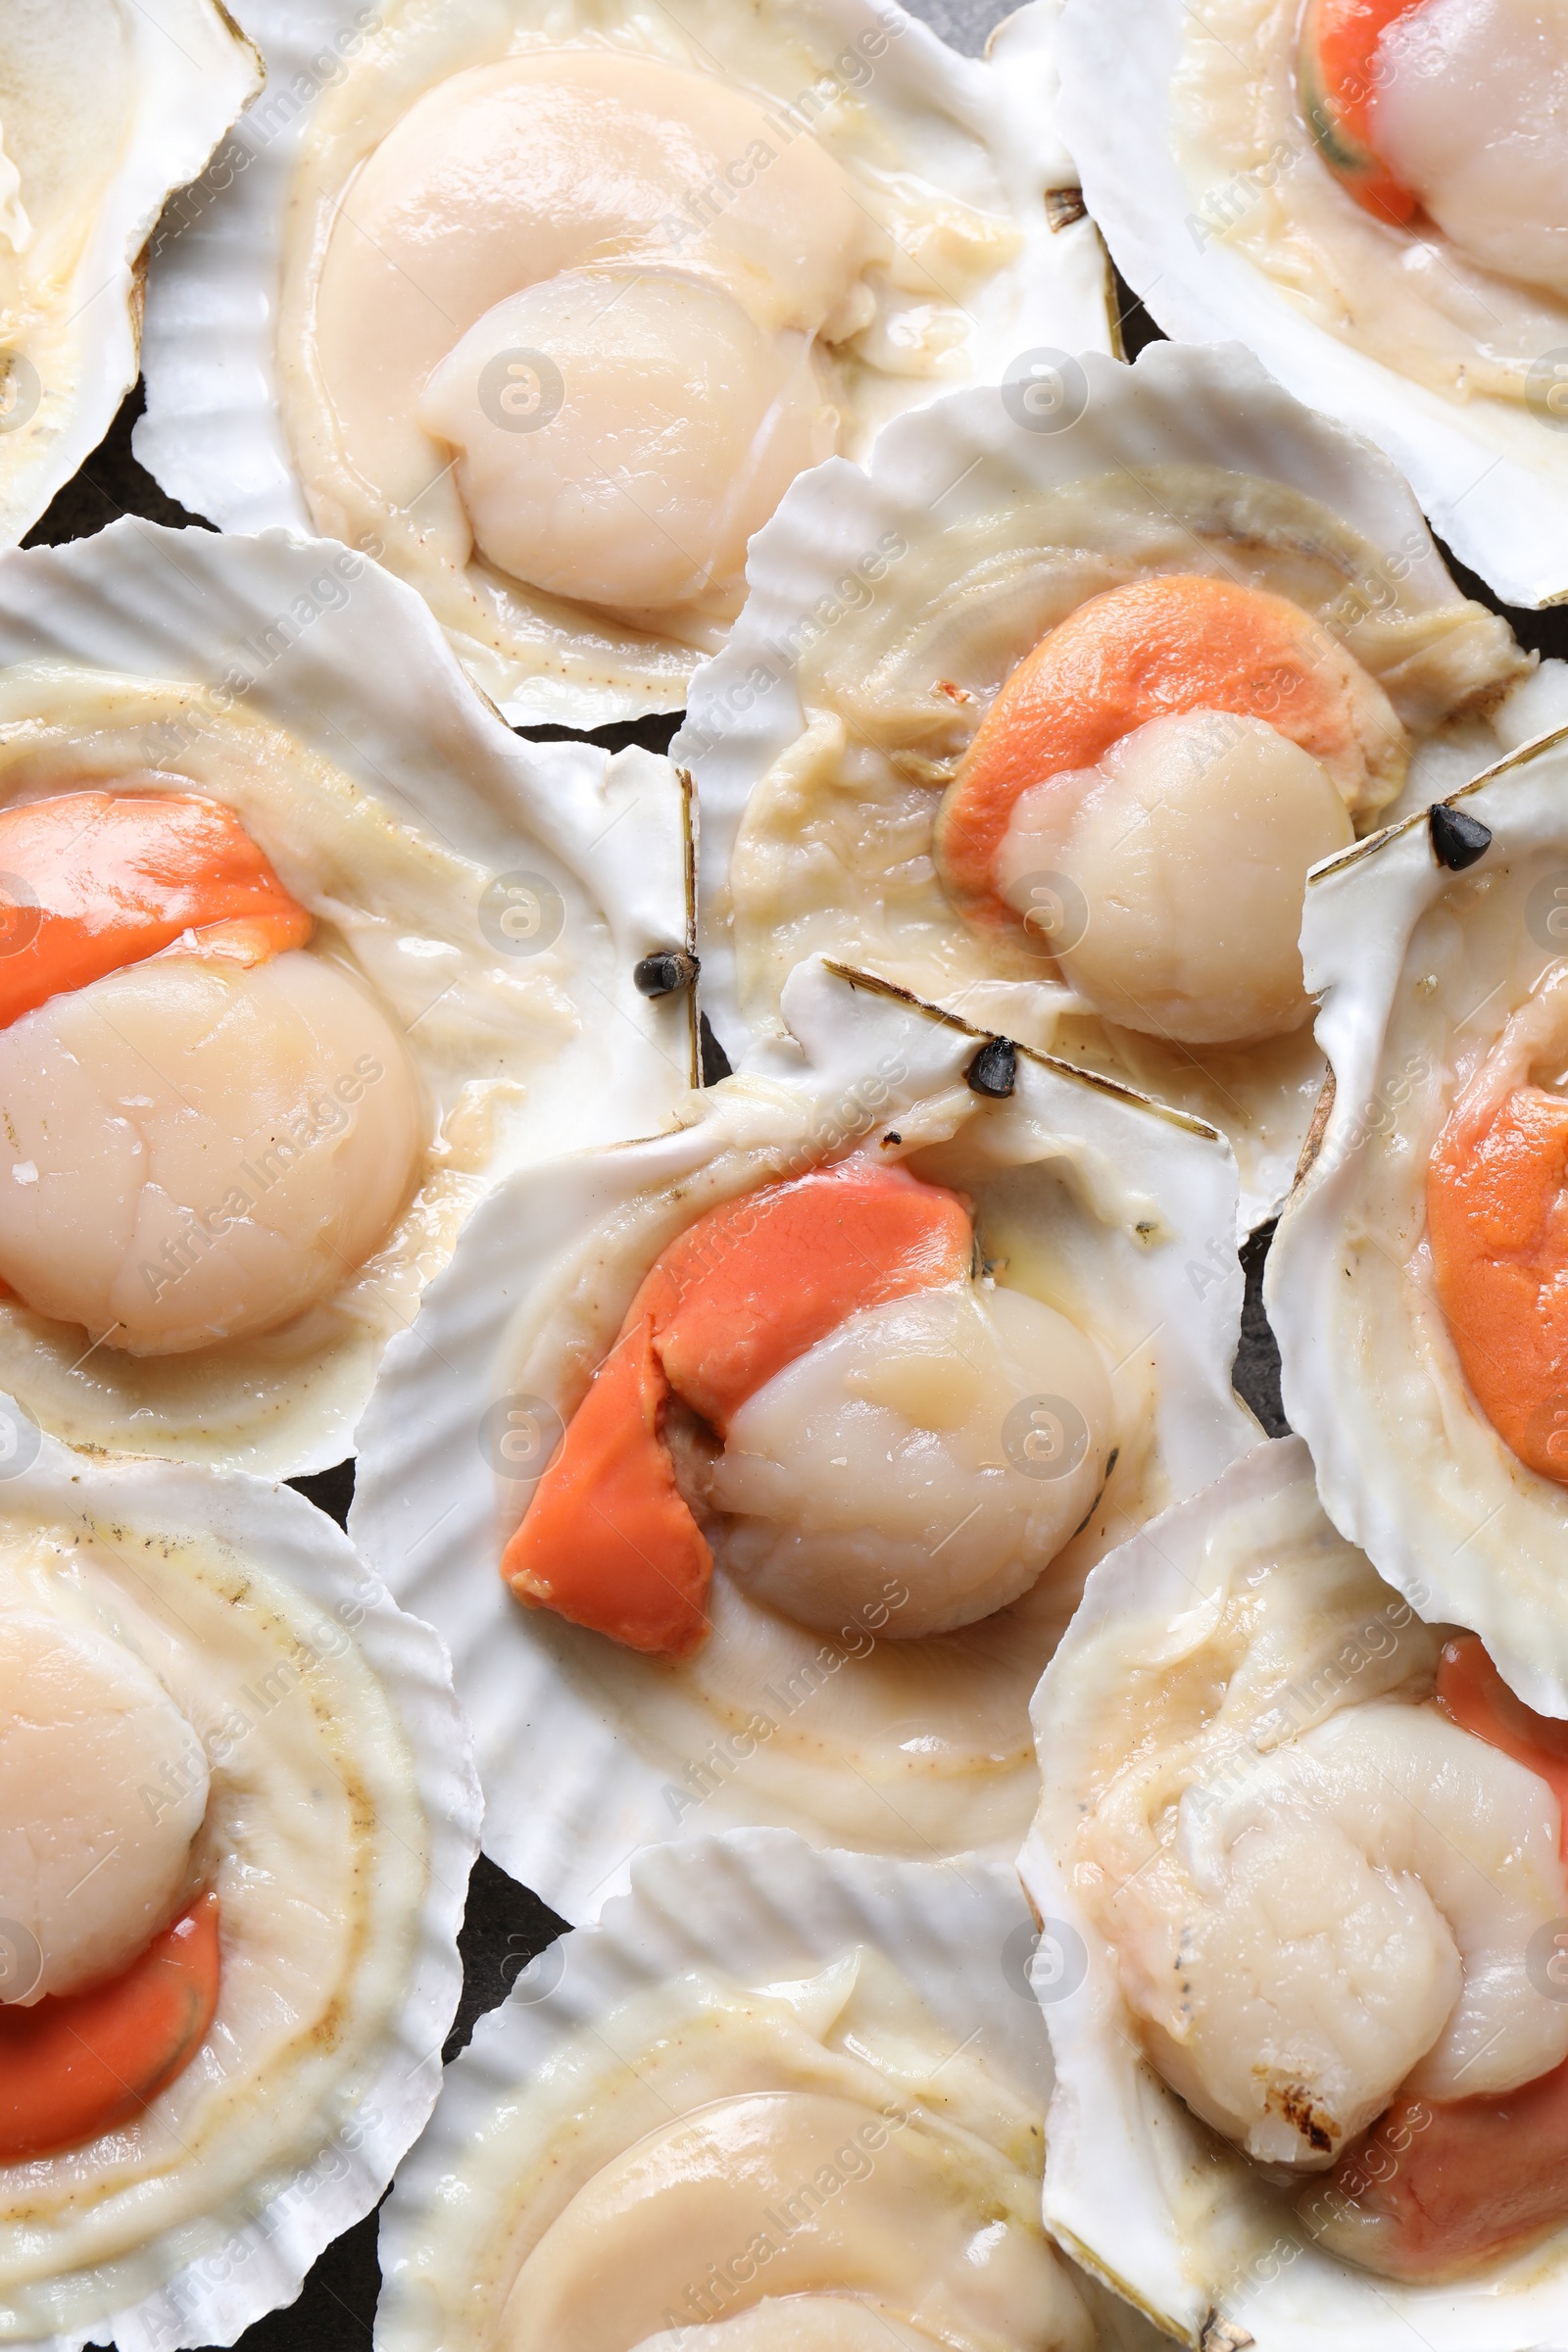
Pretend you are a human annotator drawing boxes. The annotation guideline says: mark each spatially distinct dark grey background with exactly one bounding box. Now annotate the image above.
[40,0,1567,2338]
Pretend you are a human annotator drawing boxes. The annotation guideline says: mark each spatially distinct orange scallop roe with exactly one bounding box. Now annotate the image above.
[0,791,313,1030]
[1436,1632,1568,1849]
[1427,1080,1568,1481]
[1320,2025,1568,2281]
[501,1159,973,1658]
[1310,1638,1568,2281]
[935,573,1395,929]
[1298,0,1426,225]
[0,1890,220,2163]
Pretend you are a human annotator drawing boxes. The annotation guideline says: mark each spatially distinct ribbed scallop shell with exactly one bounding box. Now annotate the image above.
[374,1826,1162,2352]
[0,1408,479,2352]
[349,953,1254,1919]
[675,339,1556,1231]
[0,519,692,1475]
[0,0,259,548]
[132,0,1113,727]
[1022,1435,1568,2351]
[1054,0,1568,609]
[1268,725,1568,1718]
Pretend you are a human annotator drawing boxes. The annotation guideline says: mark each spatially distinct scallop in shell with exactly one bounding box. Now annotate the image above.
[349,953,1253,1918]
[1267,724,1568,1718]
[0,1,260,549]
[374,1826,1164,2352]
[133,0,1113,728]
[0,519,692,1478]
[1054,0,1568,608]
[677,339,1550,1230]
[1024,1434,1568,2344]
[0,1398,477,2352]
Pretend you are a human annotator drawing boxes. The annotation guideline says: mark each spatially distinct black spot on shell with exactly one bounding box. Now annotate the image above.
[966,1038,1017,1098]
[634,948,699,998]
[1429,802,1492,870]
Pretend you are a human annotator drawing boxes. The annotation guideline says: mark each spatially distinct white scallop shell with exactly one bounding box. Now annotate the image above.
[0,519,693,1476]
[0,1404,480,2352]
[0,1,260,548]
[1021,1434,1568,2351]
[675,338,1554,1232]
[374,1826,1163,2352]
[131,0,1113,728]
[1267,726,1568,1718]
[349,953,1254,1921]
[1053,0,1568,610]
